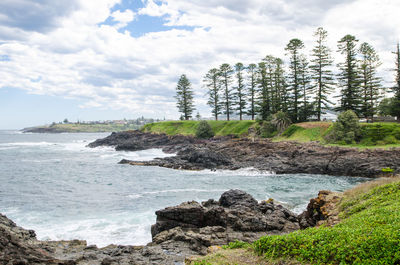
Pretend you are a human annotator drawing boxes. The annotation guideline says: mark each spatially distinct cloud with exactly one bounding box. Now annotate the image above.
[110,9,136,29]
[0,0,399,121]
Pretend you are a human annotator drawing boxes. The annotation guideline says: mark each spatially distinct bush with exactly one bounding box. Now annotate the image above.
[325,110,361,144]
[260,122,277,138]
[195,121,214,139]
[271,111,291,133]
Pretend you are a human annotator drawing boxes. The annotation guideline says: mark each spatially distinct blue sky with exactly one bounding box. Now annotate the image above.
[0,0,399,129]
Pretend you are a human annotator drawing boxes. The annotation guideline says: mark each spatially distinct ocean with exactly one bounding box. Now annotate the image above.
[0,130,368,247]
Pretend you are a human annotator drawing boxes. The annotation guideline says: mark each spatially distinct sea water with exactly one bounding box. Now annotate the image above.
[0,130,368,247]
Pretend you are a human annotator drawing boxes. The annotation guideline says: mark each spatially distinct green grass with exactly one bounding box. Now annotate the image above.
[192,179,400,265]
[29,123,140,133]
[142,120,256,137]
[273,122,332,143]
[274,122,400,148]
[253,179,400,264]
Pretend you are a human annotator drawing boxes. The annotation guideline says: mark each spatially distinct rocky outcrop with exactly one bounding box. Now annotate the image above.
[88,131,198,153]
[97,131,400,177]
[298,190,343,228]
[151,189,300,254]
[1,190,304,264]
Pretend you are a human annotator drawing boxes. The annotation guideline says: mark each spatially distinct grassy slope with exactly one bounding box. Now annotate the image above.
[142,120,256,136]
[143,120,400,148]
[29,123,140,133]
[276,122,400,148]
[189,178,400,265]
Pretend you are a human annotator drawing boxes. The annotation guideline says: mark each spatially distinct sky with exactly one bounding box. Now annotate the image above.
[0,0,399,129]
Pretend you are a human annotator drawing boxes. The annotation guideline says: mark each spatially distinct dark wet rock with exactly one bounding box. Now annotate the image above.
[97,132,400,177]
[88,130,198,153]
[151,189,300,252]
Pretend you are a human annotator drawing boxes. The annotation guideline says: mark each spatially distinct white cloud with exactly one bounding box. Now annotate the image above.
[0,0,399,120]
[111,9,136,29]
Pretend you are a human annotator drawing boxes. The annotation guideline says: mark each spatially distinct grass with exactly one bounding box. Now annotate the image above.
[275,121,400,149]
[189,178,400,265]
[273,122,332,143]
[32,123,140,133]
[142,120,256,137]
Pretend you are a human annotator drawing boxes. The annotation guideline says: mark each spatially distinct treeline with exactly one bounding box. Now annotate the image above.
[175,27,400,122]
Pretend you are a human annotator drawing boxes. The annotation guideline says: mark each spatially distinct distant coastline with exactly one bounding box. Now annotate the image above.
[21,118,156,133]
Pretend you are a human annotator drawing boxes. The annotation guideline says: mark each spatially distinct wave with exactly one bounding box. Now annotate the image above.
[127,188,227,199]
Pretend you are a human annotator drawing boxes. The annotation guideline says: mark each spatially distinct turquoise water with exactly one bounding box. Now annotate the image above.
[0,131,368,247]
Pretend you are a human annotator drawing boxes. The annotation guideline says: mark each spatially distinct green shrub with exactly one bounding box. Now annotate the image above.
[325,110,361,144]
[271,111,292,133]
[195,121,214,139]
[383,135,398,144]
[260,122,277,138]
[222,240,251,249]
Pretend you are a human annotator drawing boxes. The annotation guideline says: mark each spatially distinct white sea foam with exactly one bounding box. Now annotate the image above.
[34,213,154,247]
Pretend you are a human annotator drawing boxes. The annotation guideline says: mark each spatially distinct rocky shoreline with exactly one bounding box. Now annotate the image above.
[89,130,400,177]
[1,189,331,265]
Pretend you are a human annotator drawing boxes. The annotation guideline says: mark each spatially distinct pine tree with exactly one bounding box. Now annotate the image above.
[337,34,362,115]
[257,61,270,120]
[310,27,335,121]
[175,74,195,120]
[359,42,382,120]
[247,63,257,120]
[273,58,288,113]
[219,63,234,121]
[392,42,400,121]
[285,38,305,122]
[233,62,247,120]
[298,55,313,121]
[204,68,222,120]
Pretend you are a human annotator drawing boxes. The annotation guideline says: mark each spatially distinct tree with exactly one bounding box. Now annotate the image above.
[392,42,400,121]
[359,42,382,120]
[271,111,291,133]
[285,38,305,122]
[175,74,195,120]
[325,110,361,144]
[378,98,394,117]
[63,118,69,124]
[257,61,270,120]
[195,112,201,120]
[337,35,361,115]
[247,63,257,120]
[195,121,214,139]
[298,55,313,121]
[219,64,235,120]
[310,27,335,121]
[204,68,222,120]
[233,62,247,120]
[273,58,288,113]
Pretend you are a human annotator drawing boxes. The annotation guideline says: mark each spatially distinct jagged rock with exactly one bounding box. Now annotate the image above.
[91,131,400,177]
[298,190,343,228]
[151,189,300,250]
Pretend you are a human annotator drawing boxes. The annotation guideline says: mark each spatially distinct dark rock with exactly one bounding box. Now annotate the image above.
[219,189,258,209]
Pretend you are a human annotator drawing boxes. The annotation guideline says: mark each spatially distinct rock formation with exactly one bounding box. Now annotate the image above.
[91,131,400,177]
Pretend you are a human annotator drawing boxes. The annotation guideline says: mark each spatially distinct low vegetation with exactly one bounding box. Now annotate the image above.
[189,178,400,265]
[26,123,141,133]
[142,118,400,148]
[142,120,256,137]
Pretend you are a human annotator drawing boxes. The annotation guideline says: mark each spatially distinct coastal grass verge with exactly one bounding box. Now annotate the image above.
[142,120,256,136]
[189,178,400,265]
[24,123,141,133]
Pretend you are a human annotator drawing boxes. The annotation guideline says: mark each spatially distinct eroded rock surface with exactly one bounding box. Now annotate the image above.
[151,189,300,254]
[90,131,400,177]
